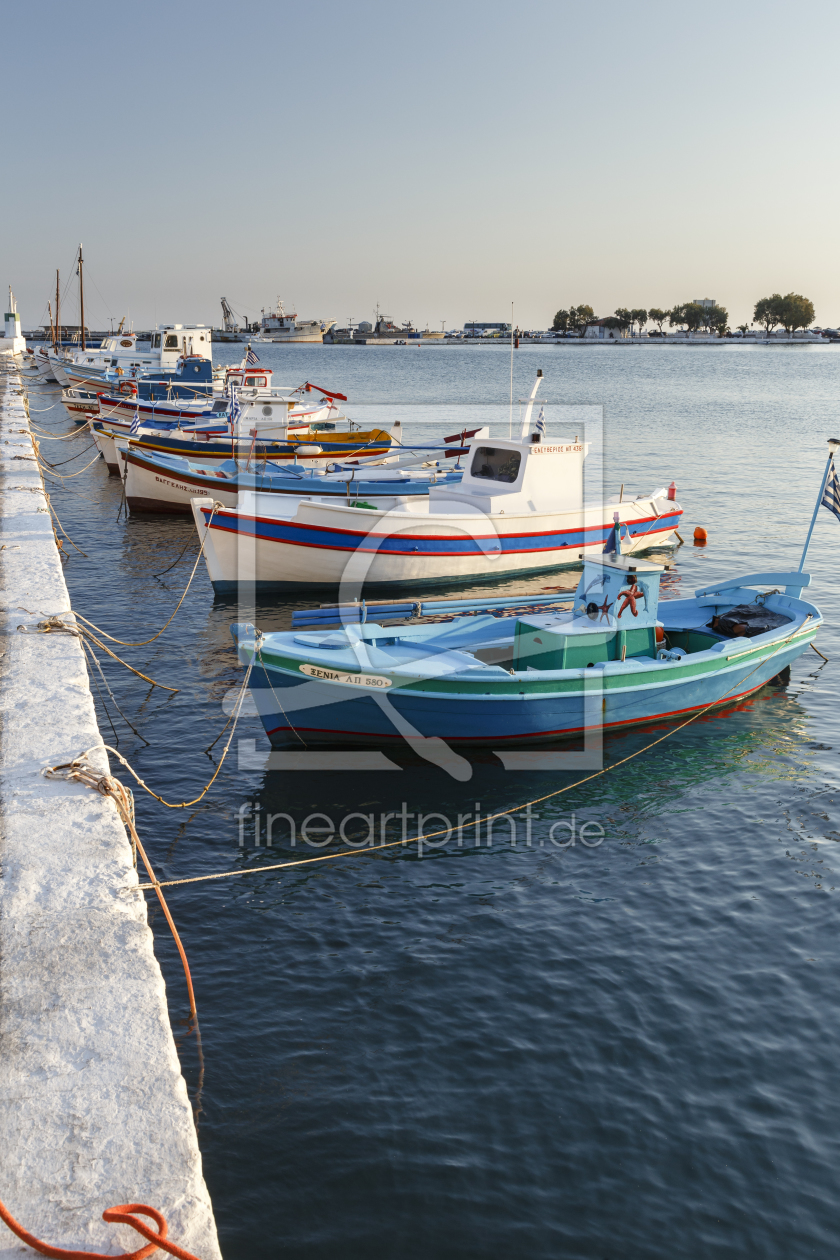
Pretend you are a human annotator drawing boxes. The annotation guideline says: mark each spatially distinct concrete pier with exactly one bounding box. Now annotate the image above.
[0,350,221,1257]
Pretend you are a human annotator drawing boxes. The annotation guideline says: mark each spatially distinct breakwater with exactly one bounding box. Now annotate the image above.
[0,350,220,1258]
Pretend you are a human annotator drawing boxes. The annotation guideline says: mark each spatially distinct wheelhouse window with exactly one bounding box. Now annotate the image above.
[164,334,180,350]
[151,334,161,349]
[245,375,267,387]
[470,446,522,484]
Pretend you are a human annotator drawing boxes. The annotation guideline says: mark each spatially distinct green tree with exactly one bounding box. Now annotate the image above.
[614,307,632,332]
[568,304,596,331]
[753,294,784,334]
[736,323,749,335]
[648,308,669,333]
[778,292,815,334]
[701,304,729,337]
[602,316,622,331]
[630,308,649,335]
[669,303,706,333]
[552,309,570,332]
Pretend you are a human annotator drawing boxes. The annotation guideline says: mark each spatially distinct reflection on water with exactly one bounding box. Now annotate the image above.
[42,345,840,1259]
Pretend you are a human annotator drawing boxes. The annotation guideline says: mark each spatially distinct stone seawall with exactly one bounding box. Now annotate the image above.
[0,352,221,1258]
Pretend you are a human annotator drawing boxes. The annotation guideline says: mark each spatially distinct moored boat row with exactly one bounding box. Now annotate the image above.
[31,326,834,758]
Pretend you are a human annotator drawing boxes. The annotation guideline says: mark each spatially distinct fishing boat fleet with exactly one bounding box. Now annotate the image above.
[23,286,834,756]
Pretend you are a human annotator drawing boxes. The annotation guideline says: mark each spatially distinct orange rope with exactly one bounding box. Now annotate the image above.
[0,1197,202,1259]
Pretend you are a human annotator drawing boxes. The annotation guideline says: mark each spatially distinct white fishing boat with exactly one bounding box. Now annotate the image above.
[120,442,465,513]
[260,299,336,344]
[190,374,683,592]
[61,386,100,422]
[90,395,350,474]
[53,323,213,388]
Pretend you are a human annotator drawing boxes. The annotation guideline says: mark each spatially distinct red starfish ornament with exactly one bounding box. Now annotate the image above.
[597,596,613,622]
[617,581,645,618]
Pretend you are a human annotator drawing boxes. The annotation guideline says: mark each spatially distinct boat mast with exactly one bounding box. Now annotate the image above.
[47,301,54,348]
[55,269,60,352]
[78,244,86,351]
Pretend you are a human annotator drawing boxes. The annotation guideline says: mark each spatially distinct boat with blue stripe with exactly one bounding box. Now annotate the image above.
[230,563,820,748]
[192,372,683,590]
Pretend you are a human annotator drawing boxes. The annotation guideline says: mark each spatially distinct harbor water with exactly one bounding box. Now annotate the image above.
[40,344,840,1258]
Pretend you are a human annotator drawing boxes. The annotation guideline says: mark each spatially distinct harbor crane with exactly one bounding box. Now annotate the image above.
[220,297,241,333]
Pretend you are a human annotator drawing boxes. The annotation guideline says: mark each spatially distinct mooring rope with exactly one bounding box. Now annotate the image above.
[22,616,178,693]
[0,1196,202,1259]
[70,503,221,646]
[44,619,815,899]
[42,758,196,1019]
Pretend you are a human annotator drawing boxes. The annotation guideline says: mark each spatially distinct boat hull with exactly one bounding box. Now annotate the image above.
[123,449,450,514]
[193,497,683,591]
[263,331,324,343]
[242,626,813,748]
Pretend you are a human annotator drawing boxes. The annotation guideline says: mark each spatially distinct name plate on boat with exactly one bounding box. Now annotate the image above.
[529,444,584,454]
[299,663,392,688]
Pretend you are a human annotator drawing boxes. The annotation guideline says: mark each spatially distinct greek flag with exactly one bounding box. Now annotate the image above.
[536,406,546,437]
[822,457,840,522]
[130,408,140,436]
[228,385,241,430]
[245,346,260,366]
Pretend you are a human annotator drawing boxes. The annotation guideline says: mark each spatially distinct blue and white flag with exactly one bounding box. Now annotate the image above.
[130,408,140,436]
[536,405,546,437]
[822,457,840,522]
[245,346,260,366]
[228,385,241,430]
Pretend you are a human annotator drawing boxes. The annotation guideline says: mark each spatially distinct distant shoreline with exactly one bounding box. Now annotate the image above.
[324,335,837,348]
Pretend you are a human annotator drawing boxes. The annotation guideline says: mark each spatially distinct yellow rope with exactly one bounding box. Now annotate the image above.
[49,654,256,811]
[37,450,102,480]
[28,616,179,692]
[72,503,220,646]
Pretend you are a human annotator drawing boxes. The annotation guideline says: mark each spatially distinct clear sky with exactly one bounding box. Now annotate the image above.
[3,0,838,332]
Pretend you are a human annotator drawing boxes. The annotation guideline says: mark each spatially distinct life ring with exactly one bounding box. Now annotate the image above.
[119,381,138,396]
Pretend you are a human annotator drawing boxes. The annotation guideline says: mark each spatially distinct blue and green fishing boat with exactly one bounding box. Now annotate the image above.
[231,560,819,747]
[229,439,838,750]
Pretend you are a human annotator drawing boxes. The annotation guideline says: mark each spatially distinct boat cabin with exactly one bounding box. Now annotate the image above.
[149,324,212,369]
[429,433,588,514]
[225,367,274,391]
[513,555,664,669]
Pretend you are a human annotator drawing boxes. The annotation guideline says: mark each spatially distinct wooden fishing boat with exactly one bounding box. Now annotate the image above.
[119,442,469,513]
[189,376,683,591]
[229,562,820,748]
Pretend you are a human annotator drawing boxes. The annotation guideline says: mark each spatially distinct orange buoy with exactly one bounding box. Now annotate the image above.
[693,526,708,545]
[655,624,665,643]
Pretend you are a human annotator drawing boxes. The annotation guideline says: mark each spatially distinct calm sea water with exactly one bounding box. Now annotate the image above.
[38,344,840,1258]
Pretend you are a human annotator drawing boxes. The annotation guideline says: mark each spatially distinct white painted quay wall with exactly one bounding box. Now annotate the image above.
[0,350,221,1257]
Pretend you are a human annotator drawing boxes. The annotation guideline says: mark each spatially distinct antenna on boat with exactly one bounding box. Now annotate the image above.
[77,244,85,351]
[519,369,543,440]
[509,301,514,439]
[799,437,840,570]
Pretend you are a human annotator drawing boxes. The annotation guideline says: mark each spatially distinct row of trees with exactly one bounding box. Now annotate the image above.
[753,293,815,334]
[550,305,595,331]
[552,293,815,337]
[551,304,728,334]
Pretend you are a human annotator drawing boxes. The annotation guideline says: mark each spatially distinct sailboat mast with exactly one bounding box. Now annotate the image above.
[78,244,86,351]
[47,301,54,348]
[55,269,60,352]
